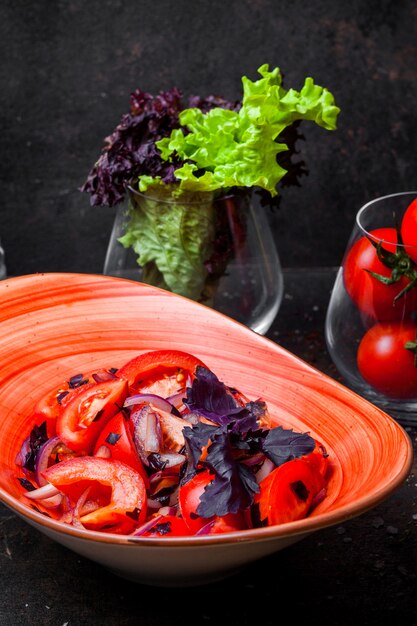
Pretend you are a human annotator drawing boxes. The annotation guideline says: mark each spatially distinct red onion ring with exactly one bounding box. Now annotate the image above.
[133,405,162,466]
[156,453,186,469]
[24,483,60,500]
[124,393,178,414]
[195,520,216,536]
[157,506,177,517]
[255,458,275,483]
[34,436,62,486]
[92,369,117,383]
[149,469,179,486]
[15,436,30,467]
[131,514,164,536]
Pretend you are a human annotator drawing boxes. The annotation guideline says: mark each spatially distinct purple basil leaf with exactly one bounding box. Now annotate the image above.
[184,366,244,425]
[197,427,259,518]
[261,426,315,466]
[181,421,217,484]
[23,421,48,472]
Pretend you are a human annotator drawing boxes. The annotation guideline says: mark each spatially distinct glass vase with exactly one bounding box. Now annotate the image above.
[103,186,283,335]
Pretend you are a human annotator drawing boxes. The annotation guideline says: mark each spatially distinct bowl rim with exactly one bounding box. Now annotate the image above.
[0,272,413,548]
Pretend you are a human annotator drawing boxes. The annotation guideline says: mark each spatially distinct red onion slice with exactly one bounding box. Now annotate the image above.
[124,393,178,415]
[311,487,327,510]
[92,369,117,383]
[24,483,61,500]
[195,520,216,536]
[157,506,177,517]
[149,470,179,487]
[133,405,162,466]
[72,486,93,529]
[156,453,186,469]
[166,392,186,411]
[131,514,164,536]
[34,436,62,486]
[40,493,63,509]
[255,458,275,483]
[15,436,30,467]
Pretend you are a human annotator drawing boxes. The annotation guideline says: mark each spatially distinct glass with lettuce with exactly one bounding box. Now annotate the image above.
[82,64,340,333]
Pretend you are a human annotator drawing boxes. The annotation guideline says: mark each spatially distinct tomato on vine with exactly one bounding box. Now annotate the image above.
[401,198,417,265]
[343,227,417,321]
[357,321,417,398]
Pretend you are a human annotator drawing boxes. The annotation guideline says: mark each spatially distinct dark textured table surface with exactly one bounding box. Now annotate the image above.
[0,268,416,626]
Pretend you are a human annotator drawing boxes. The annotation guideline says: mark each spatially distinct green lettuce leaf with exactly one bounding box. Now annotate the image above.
[141,63,340,196]
[118,185,216,299]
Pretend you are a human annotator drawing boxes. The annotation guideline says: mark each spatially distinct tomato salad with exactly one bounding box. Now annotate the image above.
[16,350,329,537]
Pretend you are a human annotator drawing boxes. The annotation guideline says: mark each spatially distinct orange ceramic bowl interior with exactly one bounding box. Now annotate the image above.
[0,273,412,545]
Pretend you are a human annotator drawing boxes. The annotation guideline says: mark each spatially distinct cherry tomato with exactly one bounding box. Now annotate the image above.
[343,227,417,321]
[43,456,147,532]
[179,470,246,534]
[138,514,191,537]
[401,198,417,264]
[256,458,325,526]
[116,349,207,394]
[33,378,95,438]
[56,378,128,453]
[357,321,417,398]
[93,411,149,486]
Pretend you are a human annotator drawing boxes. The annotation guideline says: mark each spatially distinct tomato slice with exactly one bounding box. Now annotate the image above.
[256,458,325,526]
[56,378,128,453]
[303,439,329,478]
[178,470,246,534]
[33,379,95,438]
[93,411,149,486]
[43,456,147,532]
[116,350,207,391]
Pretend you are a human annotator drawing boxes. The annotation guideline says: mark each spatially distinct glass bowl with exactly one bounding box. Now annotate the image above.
[325,191,417,425]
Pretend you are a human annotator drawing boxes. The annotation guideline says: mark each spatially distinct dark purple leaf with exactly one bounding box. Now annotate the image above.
[105,432,121,446]
[197,428,259,517]
[23,421,48,472]
[261,426,316,466]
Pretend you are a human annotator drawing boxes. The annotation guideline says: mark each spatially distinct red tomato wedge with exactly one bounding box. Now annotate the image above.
[179,470,246,534]
[56,378,128,453]
[256,458,325,526]
[43,456,147,532]
[116,349,207,391]
[33,380,95,438]
[93,411,149,486]
[304,439,329,478]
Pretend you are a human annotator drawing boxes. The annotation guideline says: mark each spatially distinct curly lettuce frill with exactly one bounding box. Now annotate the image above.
[140,64,340,196]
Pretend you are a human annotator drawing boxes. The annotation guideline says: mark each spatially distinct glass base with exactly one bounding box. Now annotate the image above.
[105,263,283,336]
[336,373,417,426]
[103,191,284,335]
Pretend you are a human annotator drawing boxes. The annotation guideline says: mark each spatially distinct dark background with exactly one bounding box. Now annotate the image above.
[1,0,416,277]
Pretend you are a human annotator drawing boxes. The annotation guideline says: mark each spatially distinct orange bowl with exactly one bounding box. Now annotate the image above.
[0,273,412,586]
